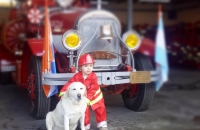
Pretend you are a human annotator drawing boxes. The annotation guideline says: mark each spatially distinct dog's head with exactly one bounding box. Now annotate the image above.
[65,82,86,102]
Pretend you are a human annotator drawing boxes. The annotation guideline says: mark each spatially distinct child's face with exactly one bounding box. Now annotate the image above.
[80,63,94,76]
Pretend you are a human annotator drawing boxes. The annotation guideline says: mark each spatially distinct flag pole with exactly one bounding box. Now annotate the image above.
[156,4,162,70]
[158,4,162,19]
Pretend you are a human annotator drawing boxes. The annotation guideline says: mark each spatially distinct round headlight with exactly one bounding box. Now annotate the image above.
[62,30,82,50]
[122,31,141,51]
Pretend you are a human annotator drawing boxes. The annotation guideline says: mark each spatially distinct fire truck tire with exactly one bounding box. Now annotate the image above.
[0,72,11,85]
[121,53,155,112]
[28,55,51,119]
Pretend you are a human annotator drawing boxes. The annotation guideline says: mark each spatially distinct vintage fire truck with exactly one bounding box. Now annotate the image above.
[0,0,158,119]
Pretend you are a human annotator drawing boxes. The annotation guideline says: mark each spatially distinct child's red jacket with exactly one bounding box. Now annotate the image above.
[59,71,105,110]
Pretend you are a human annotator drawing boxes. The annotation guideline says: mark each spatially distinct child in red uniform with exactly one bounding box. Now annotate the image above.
[59,53,108,130]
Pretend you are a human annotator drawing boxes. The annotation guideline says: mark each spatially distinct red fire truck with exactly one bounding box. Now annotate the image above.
[0,0,158,119]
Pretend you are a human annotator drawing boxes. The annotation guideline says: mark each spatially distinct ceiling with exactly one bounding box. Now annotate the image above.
[11,0,200,12]
[108,0,199,4]
[15,0,200,5]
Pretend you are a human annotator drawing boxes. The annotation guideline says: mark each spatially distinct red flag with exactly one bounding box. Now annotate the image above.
[42,0,52,73]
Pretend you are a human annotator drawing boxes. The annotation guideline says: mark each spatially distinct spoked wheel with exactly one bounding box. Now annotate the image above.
[121,53,155,112]
[28,55,51,119]
[1,18,27,53]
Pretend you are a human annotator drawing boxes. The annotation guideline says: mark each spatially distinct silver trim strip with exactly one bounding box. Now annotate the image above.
[42,70,159,86]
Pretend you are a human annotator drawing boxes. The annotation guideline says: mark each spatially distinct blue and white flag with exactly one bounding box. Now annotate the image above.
[48,20,58,97]
[155,12,169,91]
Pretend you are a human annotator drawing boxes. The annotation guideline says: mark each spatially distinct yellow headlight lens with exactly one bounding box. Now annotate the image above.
[125,34,139,48]
[65,34,80,48]
[62,30,82,50]
[122,31,141,50]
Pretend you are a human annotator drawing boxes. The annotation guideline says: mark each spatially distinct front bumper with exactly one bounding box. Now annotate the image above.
[42,70,159,86]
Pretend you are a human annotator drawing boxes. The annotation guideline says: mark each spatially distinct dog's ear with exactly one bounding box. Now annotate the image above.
[65,86,71,98]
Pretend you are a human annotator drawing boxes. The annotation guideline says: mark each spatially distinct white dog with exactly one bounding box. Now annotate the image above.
[46,82,87,130]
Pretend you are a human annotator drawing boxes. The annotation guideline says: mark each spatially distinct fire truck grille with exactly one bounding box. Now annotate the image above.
[1,65,16,72]
[77,18,122,71]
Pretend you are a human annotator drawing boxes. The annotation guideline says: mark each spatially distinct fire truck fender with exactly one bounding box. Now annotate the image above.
[27,38,44,56]
[137,38,155,57]
[20,39,44,88]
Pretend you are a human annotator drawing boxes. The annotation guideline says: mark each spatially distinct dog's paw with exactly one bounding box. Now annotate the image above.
[80,127,86,130]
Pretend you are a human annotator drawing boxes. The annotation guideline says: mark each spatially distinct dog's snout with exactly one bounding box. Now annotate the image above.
[77,94,81,99]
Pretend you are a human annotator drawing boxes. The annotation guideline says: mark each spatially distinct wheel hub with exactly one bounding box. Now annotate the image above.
[28,70,35,109]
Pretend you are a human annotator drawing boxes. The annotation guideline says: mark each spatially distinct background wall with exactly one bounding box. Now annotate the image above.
[104,2,200,26]
[178,8,200,23]
[0,8,10,24]
[0,2,199,26]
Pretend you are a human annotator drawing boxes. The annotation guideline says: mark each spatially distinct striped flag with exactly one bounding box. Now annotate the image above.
[155,5,169,91]
[48,26,58,97]
[42,0,58,97]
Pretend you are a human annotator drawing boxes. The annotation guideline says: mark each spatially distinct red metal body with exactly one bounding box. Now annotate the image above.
[138,38,155,56]
[27,38,44,56]
[0,0,88,87]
